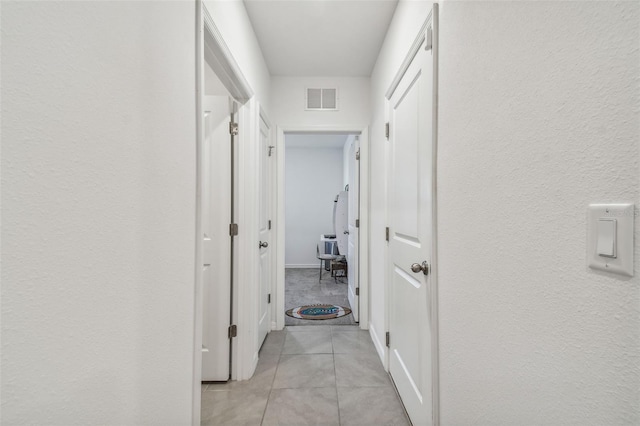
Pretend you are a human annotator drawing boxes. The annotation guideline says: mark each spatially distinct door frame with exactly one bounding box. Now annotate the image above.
[194,2,254,424]
[274,125,370,331]
[383,4,439,425]
[347,135,361,322]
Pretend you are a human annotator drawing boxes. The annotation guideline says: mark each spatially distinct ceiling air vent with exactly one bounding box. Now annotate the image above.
[306,88,338,111]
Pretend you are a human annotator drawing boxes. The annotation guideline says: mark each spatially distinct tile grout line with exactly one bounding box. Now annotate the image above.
[332,329,342,426]
[259,330,285,425]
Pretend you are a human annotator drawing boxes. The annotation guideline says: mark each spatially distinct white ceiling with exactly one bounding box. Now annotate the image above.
[243,0,398,77]
[285,133,351,148]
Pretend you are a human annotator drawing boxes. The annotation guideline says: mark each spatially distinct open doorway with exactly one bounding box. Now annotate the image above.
[283,132,360,327]
[274,126,369,331]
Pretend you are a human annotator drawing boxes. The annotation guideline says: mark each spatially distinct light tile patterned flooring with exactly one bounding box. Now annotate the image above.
[201,325,410,425]
[285,268,356,326]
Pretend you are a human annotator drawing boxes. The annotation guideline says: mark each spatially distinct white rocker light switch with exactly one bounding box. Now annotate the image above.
[588,204,634,277]
[596,218,616,258]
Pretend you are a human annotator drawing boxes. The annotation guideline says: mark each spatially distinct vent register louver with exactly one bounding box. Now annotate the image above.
[306,88,338,110]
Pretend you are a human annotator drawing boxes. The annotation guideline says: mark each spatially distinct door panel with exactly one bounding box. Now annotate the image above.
[392,81,420,240]
[388,33,434,425]
[257,114,272,348]
[202,96,232,381]
[347,137,360,321]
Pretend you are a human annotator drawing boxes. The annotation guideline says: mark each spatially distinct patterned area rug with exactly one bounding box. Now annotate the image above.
[286,304,352,320]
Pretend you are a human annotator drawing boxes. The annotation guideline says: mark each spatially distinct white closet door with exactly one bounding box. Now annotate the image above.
[201,96,232,381]
[257,113,272,349]
[387,27,436,425]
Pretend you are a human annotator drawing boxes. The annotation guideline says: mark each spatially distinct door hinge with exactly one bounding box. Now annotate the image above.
[355,287,360,296]
[385,122,390,140]
[355,149,360,161]
[355,219,360,228]
[268,220,272,230]
[228,324,237,338]
[268,294,271,304]
[385,227,389,242]
[229,223,238,236]
[268,145,275,157]
[229,122,239,136]
[425,27,433,51]
[385,332,390,347]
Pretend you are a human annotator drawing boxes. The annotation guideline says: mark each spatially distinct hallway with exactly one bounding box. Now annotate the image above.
[201,326,409,425]
[3,1,639,424]
[285,268,356,326]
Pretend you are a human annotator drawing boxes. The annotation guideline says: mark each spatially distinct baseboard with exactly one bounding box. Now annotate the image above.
[249,351,259,378]
[285,264,318,268]
[369,322,387,370]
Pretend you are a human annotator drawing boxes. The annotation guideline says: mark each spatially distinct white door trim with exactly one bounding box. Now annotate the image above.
[383,4,439,426]
[347,136,360,321]
[201,3,253,103]
[275,125,370,331]
[194,2,256,423]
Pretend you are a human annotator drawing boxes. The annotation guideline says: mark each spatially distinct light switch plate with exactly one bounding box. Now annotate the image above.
[587,203,634,277]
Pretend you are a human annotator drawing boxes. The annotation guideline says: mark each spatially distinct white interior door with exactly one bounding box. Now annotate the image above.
[202,96,232,381]
[347,137,360,321]
[257,114,272,348]
[387,32,435,425]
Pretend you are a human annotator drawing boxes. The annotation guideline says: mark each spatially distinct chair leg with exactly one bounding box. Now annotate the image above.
[319,260,322,282]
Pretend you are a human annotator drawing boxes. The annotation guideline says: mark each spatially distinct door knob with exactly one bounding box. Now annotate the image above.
[410,261,429,275]
[259,241,268,248]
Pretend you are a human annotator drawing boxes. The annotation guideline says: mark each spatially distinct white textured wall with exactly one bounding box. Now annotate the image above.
[1,2,197,424]
[271,76,370,128]
[369,0,433,357]
[437,1,640,424]
[285,146,344,267]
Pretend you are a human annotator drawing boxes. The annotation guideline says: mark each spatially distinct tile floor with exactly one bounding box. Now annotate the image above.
[285,268,356,326]
[201,325,410,425]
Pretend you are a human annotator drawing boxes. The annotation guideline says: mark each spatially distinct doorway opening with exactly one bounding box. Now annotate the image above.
[281,132,361,328]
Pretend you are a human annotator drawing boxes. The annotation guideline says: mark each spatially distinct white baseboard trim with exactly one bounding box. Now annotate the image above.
[285,264,318,269]
[248,351,259,379]
[369,322,387,371]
